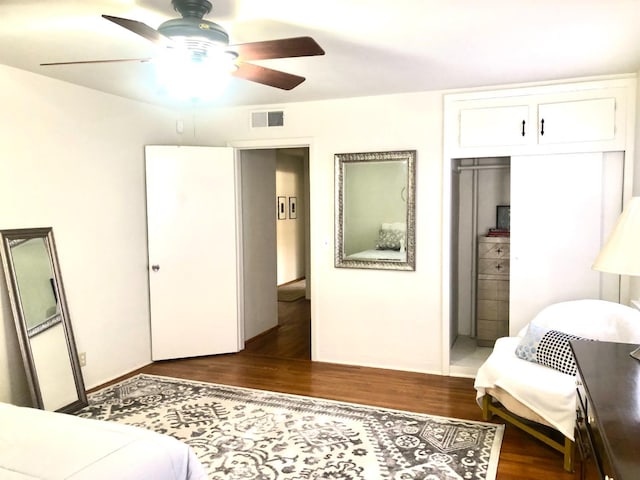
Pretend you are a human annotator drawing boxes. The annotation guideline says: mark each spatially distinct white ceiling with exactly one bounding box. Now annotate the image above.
[2,0,640,109]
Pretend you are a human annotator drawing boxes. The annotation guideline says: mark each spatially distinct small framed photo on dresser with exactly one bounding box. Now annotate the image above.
[496,205,510,230]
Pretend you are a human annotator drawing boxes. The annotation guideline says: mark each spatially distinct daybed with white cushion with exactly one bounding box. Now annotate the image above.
[474,299,640,471]
[0,402,207,480]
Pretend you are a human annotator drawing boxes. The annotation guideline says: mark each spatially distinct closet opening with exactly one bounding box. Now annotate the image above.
[449,157,511,377]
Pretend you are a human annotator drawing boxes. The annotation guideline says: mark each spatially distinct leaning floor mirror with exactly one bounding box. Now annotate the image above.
[335,150,416,270]
[0,227,87,412]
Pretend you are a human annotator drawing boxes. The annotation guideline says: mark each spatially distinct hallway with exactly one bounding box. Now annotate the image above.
[243,298,311,360]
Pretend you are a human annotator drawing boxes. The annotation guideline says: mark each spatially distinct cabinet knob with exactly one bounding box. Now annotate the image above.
[151,264,160,272]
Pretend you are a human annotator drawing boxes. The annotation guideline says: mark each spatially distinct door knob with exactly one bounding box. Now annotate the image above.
[151,264,160,272]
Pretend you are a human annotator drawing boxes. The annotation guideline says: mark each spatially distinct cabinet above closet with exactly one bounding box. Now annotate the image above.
[445,76,635,158]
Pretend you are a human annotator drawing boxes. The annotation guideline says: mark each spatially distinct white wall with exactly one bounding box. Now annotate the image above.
[0,65,182,403]
[3,66,638,405]
[185,92,445,374]
[183,79,640,373]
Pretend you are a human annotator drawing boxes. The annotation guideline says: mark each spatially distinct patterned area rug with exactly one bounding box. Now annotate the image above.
[76,374,503,480]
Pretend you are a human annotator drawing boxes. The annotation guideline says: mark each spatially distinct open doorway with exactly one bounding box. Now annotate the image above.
[239,146,311,360]
[449,157,510,376]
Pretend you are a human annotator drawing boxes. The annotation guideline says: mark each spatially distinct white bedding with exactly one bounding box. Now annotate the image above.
[0,402,207,480]
[346,249,405,261]
[474,299,640,441]
[474,336,578,439]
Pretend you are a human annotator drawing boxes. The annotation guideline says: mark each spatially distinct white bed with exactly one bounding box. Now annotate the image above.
[346,249,405,261]
[475,335,579,439]
[345,222,407,262]
[0,402,207,480]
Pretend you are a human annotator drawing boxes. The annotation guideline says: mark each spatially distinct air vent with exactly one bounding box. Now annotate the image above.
[251,110,284,128]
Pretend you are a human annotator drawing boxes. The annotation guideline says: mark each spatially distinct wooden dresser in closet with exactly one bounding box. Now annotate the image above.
[477,236,510,347]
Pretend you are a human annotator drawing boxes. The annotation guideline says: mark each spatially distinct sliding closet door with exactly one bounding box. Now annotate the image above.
[145,145,242,361]
[509,152,623,334]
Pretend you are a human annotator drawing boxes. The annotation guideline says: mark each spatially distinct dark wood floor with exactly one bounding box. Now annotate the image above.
[121,298,579,479]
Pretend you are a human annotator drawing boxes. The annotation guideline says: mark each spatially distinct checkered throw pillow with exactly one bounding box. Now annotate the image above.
[537,330,591,376]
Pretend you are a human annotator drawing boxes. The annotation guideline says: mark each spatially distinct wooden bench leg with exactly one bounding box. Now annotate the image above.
[481,394,493,421]
[481,392,575,472]
[563,436,575,472]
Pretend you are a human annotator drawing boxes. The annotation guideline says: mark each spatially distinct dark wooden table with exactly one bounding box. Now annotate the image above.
[571,340,640,480]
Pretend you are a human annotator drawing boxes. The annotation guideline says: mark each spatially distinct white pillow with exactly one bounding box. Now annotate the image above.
[381,222,406,231]
[516,299,640,344]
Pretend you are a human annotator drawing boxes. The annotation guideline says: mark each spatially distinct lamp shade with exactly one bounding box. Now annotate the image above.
[592,196,640,275]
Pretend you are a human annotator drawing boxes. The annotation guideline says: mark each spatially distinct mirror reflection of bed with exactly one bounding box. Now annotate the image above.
[335,150,415,271]
[345,222,406,262]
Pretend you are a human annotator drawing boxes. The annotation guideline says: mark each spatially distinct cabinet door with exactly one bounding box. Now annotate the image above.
[445,78,632,157]
[537,97,616,145]
[509,152,622,334]
[459,104,529,148]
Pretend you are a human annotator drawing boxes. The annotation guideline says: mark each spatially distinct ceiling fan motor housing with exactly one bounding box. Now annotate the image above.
[158,0,230,55]
[172,0,212,18]
[158,17,229,45]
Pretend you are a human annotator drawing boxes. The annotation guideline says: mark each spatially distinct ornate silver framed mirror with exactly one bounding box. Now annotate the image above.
[0,227,87,412]
[335,150,416,270]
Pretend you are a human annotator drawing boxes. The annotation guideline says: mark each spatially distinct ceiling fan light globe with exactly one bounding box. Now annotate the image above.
[155,45,235,102]
[166,37,237,69]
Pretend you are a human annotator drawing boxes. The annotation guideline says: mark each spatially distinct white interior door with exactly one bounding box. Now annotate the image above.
[145,145,242,361]
[509,152,623,335]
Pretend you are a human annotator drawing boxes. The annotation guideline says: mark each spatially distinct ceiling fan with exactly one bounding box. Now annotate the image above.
[41,0,325,91]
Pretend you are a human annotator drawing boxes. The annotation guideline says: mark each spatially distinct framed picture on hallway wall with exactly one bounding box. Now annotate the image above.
[277,196,286,220]
[289,197,297,219]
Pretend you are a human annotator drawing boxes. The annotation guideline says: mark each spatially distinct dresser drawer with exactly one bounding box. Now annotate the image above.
[477,319,509,339]
[478,258,510,275]
[477,279,509,300]
[478,241,510,259]
[477,299,509,320]
[575,372,616,479]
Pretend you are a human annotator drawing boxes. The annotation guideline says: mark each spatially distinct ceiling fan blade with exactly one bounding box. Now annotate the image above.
[233,63,305,90]
[232,36,325,61]
[102,15,173,47]
[41,58,152,66]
